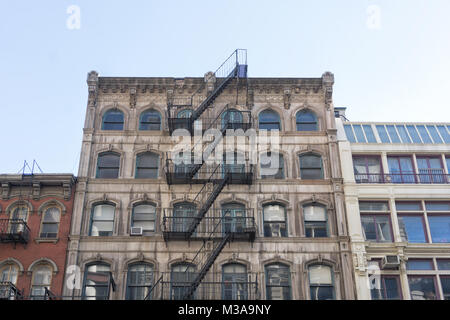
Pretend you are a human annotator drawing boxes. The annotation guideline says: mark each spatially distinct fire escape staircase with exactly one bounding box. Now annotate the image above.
[160,50,253,300]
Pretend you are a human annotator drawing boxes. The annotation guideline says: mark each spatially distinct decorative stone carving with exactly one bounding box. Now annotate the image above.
[283,89,291,109]
[32,182,41,200]
[129,87,137,109]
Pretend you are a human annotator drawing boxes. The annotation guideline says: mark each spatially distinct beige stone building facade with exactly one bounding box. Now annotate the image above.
[64,51,355,300]
[336,112,450,300]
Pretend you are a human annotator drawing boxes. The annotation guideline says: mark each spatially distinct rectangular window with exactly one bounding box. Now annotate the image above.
[353,125,366,143]
[360,201,392,242]
[386,125,401,143]
[416,125,433,143]
[427,125,443,144]
[441,277,450,300]
[428,216,450,243]
[396,125,412,143]
[388,156,415,184]
[361,215,393,242]
[363,125,377,143]
[304,205,328,238]
[437,260,450,270]
[407,260,434,270]
[371,276,401,300]
[376,125,390,143]
[417,157,445,184]
[408,276,438,300]
[398,216,427,243]
[344,125,356,143]
[353,156,382,183]
[406,125,422,143]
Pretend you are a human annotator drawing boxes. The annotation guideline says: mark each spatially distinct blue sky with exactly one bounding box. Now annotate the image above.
[0,0,449,174]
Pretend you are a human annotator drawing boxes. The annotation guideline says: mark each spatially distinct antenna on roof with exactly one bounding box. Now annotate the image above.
[18,160,43,175]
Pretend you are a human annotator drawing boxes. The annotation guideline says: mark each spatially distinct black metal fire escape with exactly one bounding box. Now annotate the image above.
[159,49,256,300]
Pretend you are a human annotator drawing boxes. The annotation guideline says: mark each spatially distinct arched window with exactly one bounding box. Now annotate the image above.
[308,264,335,300]
[177,109,193,119]
[296,110,318,131]
[102,109,124,130]
[126,263,154,300]
[221,109,243,130]
[135,152,159,179]
[132,203,156,235]
[299,153,323,179]
[303,204,328,238]
[30,265,52,300]
[139,109,161,131]
[173,202,197,233]
[223,152,245,175]
[90,204,115,236]
[96,152,120,179]
[9,205,29,235]
[259,109,281,131]
[222,263,248,300]
[222,203,246,233]
[40,207,61,239]
[265,263,291,300]
[260,152,284,179]
[170,263,196,300]
[82,263,111,300]
[0,264,19,300]
[263,203,287,237]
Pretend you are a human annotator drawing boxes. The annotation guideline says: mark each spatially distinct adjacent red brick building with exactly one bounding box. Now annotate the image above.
[0,174,76,299]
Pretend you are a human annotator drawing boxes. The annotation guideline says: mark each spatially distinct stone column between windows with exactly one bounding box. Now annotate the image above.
[381,152,389,175]
[389,198,402,243]
[399,261,411,300]
[412,154,419,175]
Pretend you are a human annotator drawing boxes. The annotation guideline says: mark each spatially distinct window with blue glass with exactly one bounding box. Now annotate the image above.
[363,125,377,143]
[296,110,318,131]
[427,126,443,144]
[139,109,161,131]
[417,157,445,184]
[407,260,434,271]
[353,125,366,143]
[258,109,281,131]
[344,125,356,143]
[396,125,412,143]
[177,109,193,118]
[406,125,422,143]
[396,202,427,243]
[102,109,124,130]
[416,125,433,143]
[376,125,390,143]
[386,125,401,143]
[436,126,450,143]
[426,202,450,243]
[388,156,415,183]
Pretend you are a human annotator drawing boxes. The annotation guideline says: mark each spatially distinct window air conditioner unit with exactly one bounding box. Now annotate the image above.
[381,255,400,269]
[130,227,143,236]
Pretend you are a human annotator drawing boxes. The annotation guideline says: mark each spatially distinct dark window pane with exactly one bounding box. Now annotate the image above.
[296,111,318,131]
[102,110,124,130]
[310,286,334,300]
[139,110,161,131]
[259,110,281,131]
[359,202,389,211]
[396,201,422,211]
[408,277,438,300]
[425,202,450,211]
[406,260,434,270]
[437,260,450,270]
[97,153,120,178]
[441,277,450,300]
[136,153,159,179]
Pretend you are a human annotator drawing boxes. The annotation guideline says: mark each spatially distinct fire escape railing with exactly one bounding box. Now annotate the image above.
[0,282,23,300]
[0,219,31,244]
[167,49,248,134]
